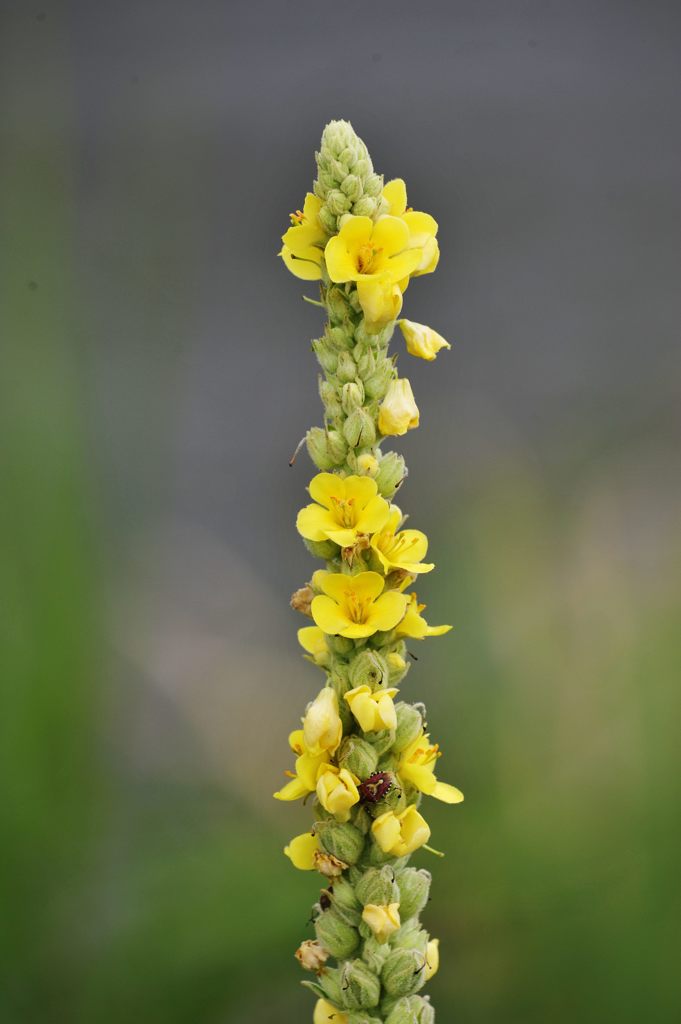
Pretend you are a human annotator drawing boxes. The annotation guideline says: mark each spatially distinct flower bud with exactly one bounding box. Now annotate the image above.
[327,324,352,349]
[381,948,426,998]
[378,379,420,437]
[296,939,329,972]
[349,650,389,690]
[353,157,370,178]
[371,806,431,858]
[374,452,406,498]
[363,172,383,197]
[364,729,397,757]
[363,359,395,400]
[339,959,381,1010]
[340,174,363,202]
[362,902,401,943]
[314,998,349,1024]
[327,429,349,463]
[305,538,340,560]
[319,380,343,421]
[393,703,423,752]
[315,908,360,959]
[398,319,451,361]
[346,1014,382,1024]
[384,996,434,1024]
[352,195,378,218]
[337,350,358,382]
[313,339,339,374]
[304,687,343,756]
[343,408,376,449]
[387,651,409,685]
[390,920,428,955]
[342,382,365,414]
[356,452,379,477]
[306,427,336,471]
[355,865,400,907]
[360,934,392,975]
[317,968,345,1008]
[317,766,361,822]
[316,819,365,866]
[326,189,352,215]
[327,287,351,322]
[338,736,379,779]
[424,939,439,981]
[329,874,362,926]
[395,867,431,920]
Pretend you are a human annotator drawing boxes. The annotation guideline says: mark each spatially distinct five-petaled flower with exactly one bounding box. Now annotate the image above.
[279,192,327,280]
[311,570,408,639]
[382,177,440,277]
[397,732,464,804]
[273,728,330,802]
[371,505,434,575]
[395,592,452,639]
[371,805,431,857]
[297,472,391,548]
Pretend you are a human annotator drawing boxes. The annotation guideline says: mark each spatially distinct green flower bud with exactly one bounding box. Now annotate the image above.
[381,948,426,998]
[395,867,431,920]
[319,205,339,233]
[337,350,357,382]
[312,339,339,374]
[353,157,370,179]
[326,287,351,323]
[360,933,392,975]
[315,908,360,959]
[363,173,383,197]
[355,866,400,907]
[316,967,344,1006]
[349,649,389,690]
[414,996,435,1024]
[338,736,379,778]
[341,174,363,202]
[339,958,381,1010]
[393,703,423,752]
[375,451,406,498]
[347,1014,382,1024]
[316,819,365,866]
[363,359,395,401]
[342,382,365,415]
[384,994,434,1024]
[343,408,376,449]
[330,635,355,656]
[306,426,336,470]
[390,920,428,955]
[304,538,339,560]
[327,324,351,349]
[352,195,378,218]
[330,874,362,926]
[364,728,396,757]
[326,189,352,216]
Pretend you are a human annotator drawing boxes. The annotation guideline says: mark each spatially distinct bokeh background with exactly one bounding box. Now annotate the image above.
[2,1,680,1021]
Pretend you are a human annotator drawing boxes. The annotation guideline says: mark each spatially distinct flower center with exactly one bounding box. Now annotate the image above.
[356,242,383,274]
[330,496,356,527]
[290,209,306,225]
[343,589,371,623]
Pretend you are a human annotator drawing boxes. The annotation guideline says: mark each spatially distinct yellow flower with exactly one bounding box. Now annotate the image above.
[311,571,408,639]
[362,902,401,942]
[371,505,434,575]
[398,319,451,361]
[425,938,440,981]
[297,472,391,548]
[273,728,329,801]
[297,626,329,665]
[284,830,321,870]
[314,999,349,1024]
[371,805,431,857]
[382,178,440,277]
[396,593,452,639]
[344,684,399,732]
[324,215,422,326]
[303,686,343,756]
[397,732,464,805]
[316,765,360,822]
[279,192,326,280]
[378,379,419,437]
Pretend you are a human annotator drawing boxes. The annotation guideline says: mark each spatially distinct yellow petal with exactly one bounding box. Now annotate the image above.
[308,472,346,508]
[297,626,327,657]
[426,623,453,637]
[371,215,410,255]
[318,571,384,603]
[402,210,438,243]
[382,178,407,216]
[366,591,409,632]
[284,831,319,870]
[296,503,342,541]
[356,278,403,329]
[273,777,309,801]
[280,245,323,281]
[311,595,352,635]
[398,319,451,361]
[343,474,379,508]
[372,811,402,853]
[354,494,391,536]
[324,235,359,282]
[431,781,465,804]
[314,998,349,1024]
[425,938,440,981]
[381,248,423,283]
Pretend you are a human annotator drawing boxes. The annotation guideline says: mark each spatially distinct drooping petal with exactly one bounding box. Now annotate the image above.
[356,278,403,329]
[382,178,408,216]
[284,831,320,870]
[273,777,309,801]
[431,781,465,804]
[280,245,323,281]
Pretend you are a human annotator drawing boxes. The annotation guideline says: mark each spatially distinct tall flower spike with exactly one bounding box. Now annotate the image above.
[278,120,461,1023]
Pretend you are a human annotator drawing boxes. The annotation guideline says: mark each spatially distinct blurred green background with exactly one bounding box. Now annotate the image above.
[2,1,680,1022]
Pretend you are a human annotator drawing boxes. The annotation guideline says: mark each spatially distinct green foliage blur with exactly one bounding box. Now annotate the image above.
[3,6,680,1024]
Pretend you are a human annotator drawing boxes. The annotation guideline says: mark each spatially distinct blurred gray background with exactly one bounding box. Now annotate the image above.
[2,1,680,1022]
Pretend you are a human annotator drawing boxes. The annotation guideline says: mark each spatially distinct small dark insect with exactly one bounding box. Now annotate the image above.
[358,771,393,803]
[319,887,333,911]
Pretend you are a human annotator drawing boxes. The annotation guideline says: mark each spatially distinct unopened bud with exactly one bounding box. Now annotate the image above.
[393,703,423,752]
[342,382,365,415]
[329,874,362,926]
[395,867,431,920]
[305,538,340,560]
[387,650,409,684]
[363,360,395,400]
[315,908,360,959]
[319,205,339,233]
[290,585,314,616]
[315,819,365,866]
[385,995,434,1024]
[347,1013,382,1024]
[314,999,349,1024]
[327,287,350,322]
[355,866,400,907]
[356,452,379,477]
[312,339,339,375]
[326,189,352,216]
[381,948,426,998]
[390,920,428,955]
[337,350,358,382]
[296,939,329,972]
[343,407,376,449]
[339,958,381,1011]
[306,427,336,470]
[349,649,389,690]
[338,736,379,779]
[340,174,363,202]
[363,173,383,197]
[352,195,378,218]
[317,967,344,1007]
[374,452,406,498]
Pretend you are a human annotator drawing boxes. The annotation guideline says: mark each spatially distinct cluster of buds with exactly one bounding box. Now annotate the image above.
[276,120,462,1024]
